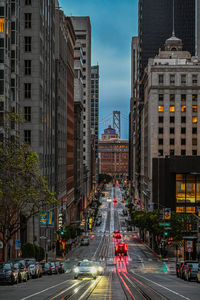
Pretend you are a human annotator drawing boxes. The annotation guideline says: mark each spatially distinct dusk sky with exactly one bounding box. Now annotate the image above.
[60,0,138,138]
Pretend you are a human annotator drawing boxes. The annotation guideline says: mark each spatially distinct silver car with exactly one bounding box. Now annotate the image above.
[74,260,97,279]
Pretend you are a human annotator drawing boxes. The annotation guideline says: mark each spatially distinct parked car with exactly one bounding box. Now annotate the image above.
[29,263,40,279]
[185,263,199,281]
[197,266,200,283]
[14,263,28,282]
[176,261,184,277]
[179,261,198,279]
[50,262,58,274]
[55,261,65,274]
[40,262,52,275]
[0,262,19,284]
[81,237,89,246]
[9,259,30,280]
[36,262,42,277]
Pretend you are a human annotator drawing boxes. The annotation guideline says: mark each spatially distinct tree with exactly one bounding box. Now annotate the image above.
[0,138,57,261]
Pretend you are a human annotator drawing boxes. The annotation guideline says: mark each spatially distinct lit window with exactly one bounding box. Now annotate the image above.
[158,105,164,112]
[170,105,175,112]
[181,105,186,112]
[192,105,197,113]
[0,18,4,32]
[192,116,198,123]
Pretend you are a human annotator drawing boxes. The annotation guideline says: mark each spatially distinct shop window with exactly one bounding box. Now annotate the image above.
[176,174,185,203]
[186,175,195,203]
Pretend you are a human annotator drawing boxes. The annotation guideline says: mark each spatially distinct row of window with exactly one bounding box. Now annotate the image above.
[158,138,197,146]
[158,105,197,112]
[159,149,197,156]
[158,116,198,123]
[158,94,198,101]
[158,127,198,134]
[158,74,198,85]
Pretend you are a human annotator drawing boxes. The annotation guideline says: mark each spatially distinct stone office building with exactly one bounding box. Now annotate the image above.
[141,34,200,210]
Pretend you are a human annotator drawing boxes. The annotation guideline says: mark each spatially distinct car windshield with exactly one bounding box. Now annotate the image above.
[45,263,49,267]
[14,263,19,269]
[191,263,199,270]
[0,263,11,270]
[79,261,93,267]
[51,263,55,266]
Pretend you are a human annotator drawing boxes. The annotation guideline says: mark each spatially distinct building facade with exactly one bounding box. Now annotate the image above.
[99,126,129,179]
[141,36,200,210]
[91,65,99,189]
[71,17,92,204]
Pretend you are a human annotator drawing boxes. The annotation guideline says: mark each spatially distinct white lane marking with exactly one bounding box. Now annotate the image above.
[138,255,145,269]
[20,279,77,300]
[130,271,191,300]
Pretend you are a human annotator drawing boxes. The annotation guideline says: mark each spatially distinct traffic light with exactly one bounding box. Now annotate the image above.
[164,231,169,237]
[167,241,171,245]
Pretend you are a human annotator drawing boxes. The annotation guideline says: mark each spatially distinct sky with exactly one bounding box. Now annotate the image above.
[59,0,138,139]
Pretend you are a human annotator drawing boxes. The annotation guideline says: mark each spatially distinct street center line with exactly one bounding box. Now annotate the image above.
[130,271,191,300]
[20,279,76,300]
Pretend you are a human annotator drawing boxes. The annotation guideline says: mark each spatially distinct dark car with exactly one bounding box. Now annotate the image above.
[185,263,199,281]
[14,263,28,282]
[115,242,128,256]
[50,262,58,274]
[40,262,52,275]
[81,238,89,246]
[179,261,198,279]
[9,258,30,280]
[55,261,65,274]
[0,262,18,285]
[28,263,40,278]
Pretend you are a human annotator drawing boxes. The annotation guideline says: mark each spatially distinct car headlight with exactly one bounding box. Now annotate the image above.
[91,267,97,274]
[74,267,79,273]
[98,266,103,272]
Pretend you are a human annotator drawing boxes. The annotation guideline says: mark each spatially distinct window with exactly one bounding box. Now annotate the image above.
[24,36,31,52]
[181,139,186,145]
[181,127,186,134]
[170,116,175,123]
[181,150,186,155]
[192,150,197,156]
[170,74,175,85]
[24,130,31,145]
[158,149,163,156]
[158,105,164,112]
[192,127,197,134]
[170,139,174,145]
[158,94,164,101]
[181,74,186,84]
[25,13,31,29]
[170,149,174,156]
[24,60,31,75]
[24,106,31,122]
[0,18,4,32]
[192,138,197,146]
[192,105,197,113]
[181,94,186,101]
[158,116,163,123]
[181,116,186,123]
[158,74,163,84]
[0,48,4,63]
[192,94,197,101]
[192,74,198,86]
[0,101,3,111]
[0,6,4,17]
[158,138,163,145]
[192,116,197,123]
[170,127,174,134]
[24,83,31,98]
[158,127,163,134]
[170,94,175,101]
[25,0,32,5]
[0,112,3,126]
[181,105,186,112]
[170,105,175,112]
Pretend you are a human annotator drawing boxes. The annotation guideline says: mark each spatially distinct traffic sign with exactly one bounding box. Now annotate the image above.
[159,222,170,226]
[15,239,21,250]
[186,240,193,253]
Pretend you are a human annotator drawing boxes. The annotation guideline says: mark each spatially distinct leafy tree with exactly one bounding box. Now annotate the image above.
[0,138,57,261]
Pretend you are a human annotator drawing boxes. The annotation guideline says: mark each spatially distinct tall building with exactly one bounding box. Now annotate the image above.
[91,65,99,188]
[141,35,200,210]
[99,126,129,179]
[65,17,76,224]
[20,0,56,251]
[71,17,92,204]
[197,0,200,57]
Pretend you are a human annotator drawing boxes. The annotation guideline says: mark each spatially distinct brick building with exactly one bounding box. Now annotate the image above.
[99,126,129,179]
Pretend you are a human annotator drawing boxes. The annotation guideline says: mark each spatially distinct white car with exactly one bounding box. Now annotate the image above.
[107,197,112,202]
[74,260,97,279]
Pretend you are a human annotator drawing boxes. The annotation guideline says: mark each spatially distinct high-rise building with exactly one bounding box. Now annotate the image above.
[71,17,92,203]
[141,36,200,210]
[197,0,200,57]
[91,65,99,188]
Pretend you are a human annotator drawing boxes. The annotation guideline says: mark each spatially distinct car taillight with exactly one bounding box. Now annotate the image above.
[124,244,128,251]
[115,246,118,251]
[189,268,192,272]
[50,266,52,270]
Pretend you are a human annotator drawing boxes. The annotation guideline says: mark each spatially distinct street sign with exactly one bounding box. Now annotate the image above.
[0,241,3,248]
[164,208,171,220]
[15,239,21,250]
[186,240,193,253]
[159,222,170,226]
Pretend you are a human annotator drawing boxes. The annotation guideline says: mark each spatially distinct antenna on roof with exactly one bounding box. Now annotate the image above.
[172,0,175,37]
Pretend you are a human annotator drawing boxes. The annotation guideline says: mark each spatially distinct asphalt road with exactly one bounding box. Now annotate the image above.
[0,184,200,300]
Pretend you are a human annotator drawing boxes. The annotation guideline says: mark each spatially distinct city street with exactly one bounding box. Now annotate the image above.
[0,185,200,300]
